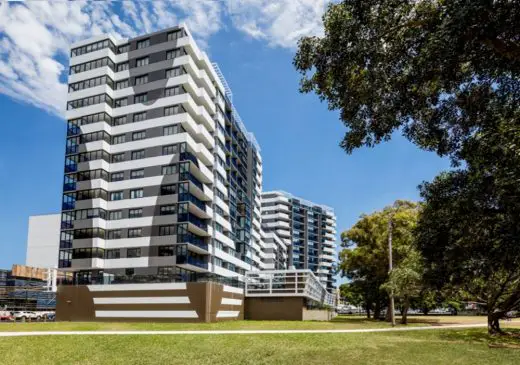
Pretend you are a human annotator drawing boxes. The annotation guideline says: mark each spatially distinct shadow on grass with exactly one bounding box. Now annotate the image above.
[439,328,520,349]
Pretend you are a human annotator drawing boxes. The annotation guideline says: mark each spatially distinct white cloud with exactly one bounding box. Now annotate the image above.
[0,0,327,117]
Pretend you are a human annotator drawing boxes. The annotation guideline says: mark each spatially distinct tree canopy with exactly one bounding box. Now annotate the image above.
[339,200,420,321]
[294,0,519,161]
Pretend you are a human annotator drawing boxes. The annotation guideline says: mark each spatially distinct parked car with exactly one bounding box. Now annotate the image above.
[0,310,13,321]
[45,312,56,321]
[12,311,41,321]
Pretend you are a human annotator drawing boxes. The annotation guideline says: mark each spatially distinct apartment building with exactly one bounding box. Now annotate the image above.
[261,191,337,290]
[59,25,263,285]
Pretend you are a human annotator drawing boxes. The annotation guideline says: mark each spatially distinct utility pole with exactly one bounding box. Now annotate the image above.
[388,215,396,327]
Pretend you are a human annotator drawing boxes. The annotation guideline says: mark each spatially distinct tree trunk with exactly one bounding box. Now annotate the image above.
[366,306,371,319]
[374,302,381,320]
[401,297,410,325]
[422,308,429,315]
[488,313,503,335]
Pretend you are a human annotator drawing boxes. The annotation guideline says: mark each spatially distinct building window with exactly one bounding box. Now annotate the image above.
[159,225,175,236]
[134,75,148,86]
[127,247,141,257]
[117,44,129,54]
[160,184,176,195]
[166,67,184,78]
[160,205,176,215]
[130,189,143,199]
[136,39,150,49]
[133,112,147,122]
[132,130,146,141]
[110,191,124,201]
[112,153,125,163]
[114,97,128,108]
[109,211,122,220]
[116,62,129,72]
[131,150,145,160]
[134,93,147,104]
[115,79,129,90]
[130,169,144,179]
[129,208,143,218]
[162,165,177,175]
[158,245,174,256]
[113,116,127,126]
[164,105,183,116]
[107,230,122,239]
[125,268,134,276]
[112,134,126,144]
[163,124,180,135]
[105,249,120,259]
[136,56,149,67]
[165,86,183,97]
[166,48,185,60]
[128,228,142,238]
[111,172,124,182]
[162,144,178,155]
[167,30,184,41]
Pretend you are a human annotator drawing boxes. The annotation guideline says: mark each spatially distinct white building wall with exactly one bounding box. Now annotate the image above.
[26,214,61,268]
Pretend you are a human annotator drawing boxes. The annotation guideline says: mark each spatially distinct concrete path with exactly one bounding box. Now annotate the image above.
[2,321,519,337]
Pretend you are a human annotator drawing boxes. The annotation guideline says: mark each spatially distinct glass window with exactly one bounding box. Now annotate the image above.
[160,184,176,195]
[113,116,127,126]
[164,105,183,116]
[131,150,145,160]
[110,191,124,201]
[136,39,150,49]
[106,249,120,259]
[158,245,174,256]
[162,165,177,175]
[117,44,129,54]
[134,92,147,102]
[109,211,122,220]
[133,112,147,122]
[129,208,143,218]
[115,79,129,90]
[112,153,125,163]
[134,75,148,85]
[162,144,178,155]
[127,247,141,257]
[107,230,122,239]
[116,62,129,72]
[128,228,142,238]
[130,189,143,199]
[114,98,128,108]
[163,125,180,135]
[110,171,125,181]
[166,67,184,78]
[167,30,184,41]
[159,225,175,236]
[165,86,183,97]
[112,134,126,144]
[160,205,176,215]
[125,268,134,276]
[132,131,146,141]
[166,48,185,60]
[136,56,149,66]
[130,169,144,179]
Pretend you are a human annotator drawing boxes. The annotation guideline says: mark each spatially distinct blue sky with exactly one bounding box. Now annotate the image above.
[0,1,451,270]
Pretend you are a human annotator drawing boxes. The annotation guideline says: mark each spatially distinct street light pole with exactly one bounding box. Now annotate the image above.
[388,216,396,327]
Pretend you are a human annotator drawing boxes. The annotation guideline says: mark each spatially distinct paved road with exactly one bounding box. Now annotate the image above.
[2,322,519,337]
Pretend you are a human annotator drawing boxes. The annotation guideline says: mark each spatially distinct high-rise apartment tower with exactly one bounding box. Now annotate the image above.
[59,25,263,284]
[261,191,337,290]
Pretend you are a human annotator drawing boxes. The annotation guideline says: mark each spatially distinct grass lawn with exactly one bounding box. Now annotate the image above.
[1,328,520,365]
[0,315,510,332]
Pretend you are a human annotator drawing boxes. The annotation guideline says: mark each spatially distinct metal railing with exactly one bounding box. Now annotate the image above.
[245,269,336,307]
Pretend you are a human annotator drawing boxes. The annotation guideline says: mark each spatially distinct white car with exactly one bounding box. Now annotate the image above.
[11,311,42,321]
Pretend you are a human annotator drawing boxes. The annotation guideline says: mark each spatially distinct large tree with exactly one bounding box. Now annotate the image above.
[340,200,419,321]
[295,0,520,334]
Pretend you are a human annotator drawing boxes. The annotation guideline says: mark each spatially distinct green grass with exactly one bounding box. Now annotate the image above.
[0,315,506,332]
[1,329,520,364]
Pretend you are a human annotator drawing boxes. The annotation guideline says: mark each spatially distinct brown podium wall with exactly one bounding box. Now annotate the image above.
[56,282,244,323]
[244,297,305,321]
